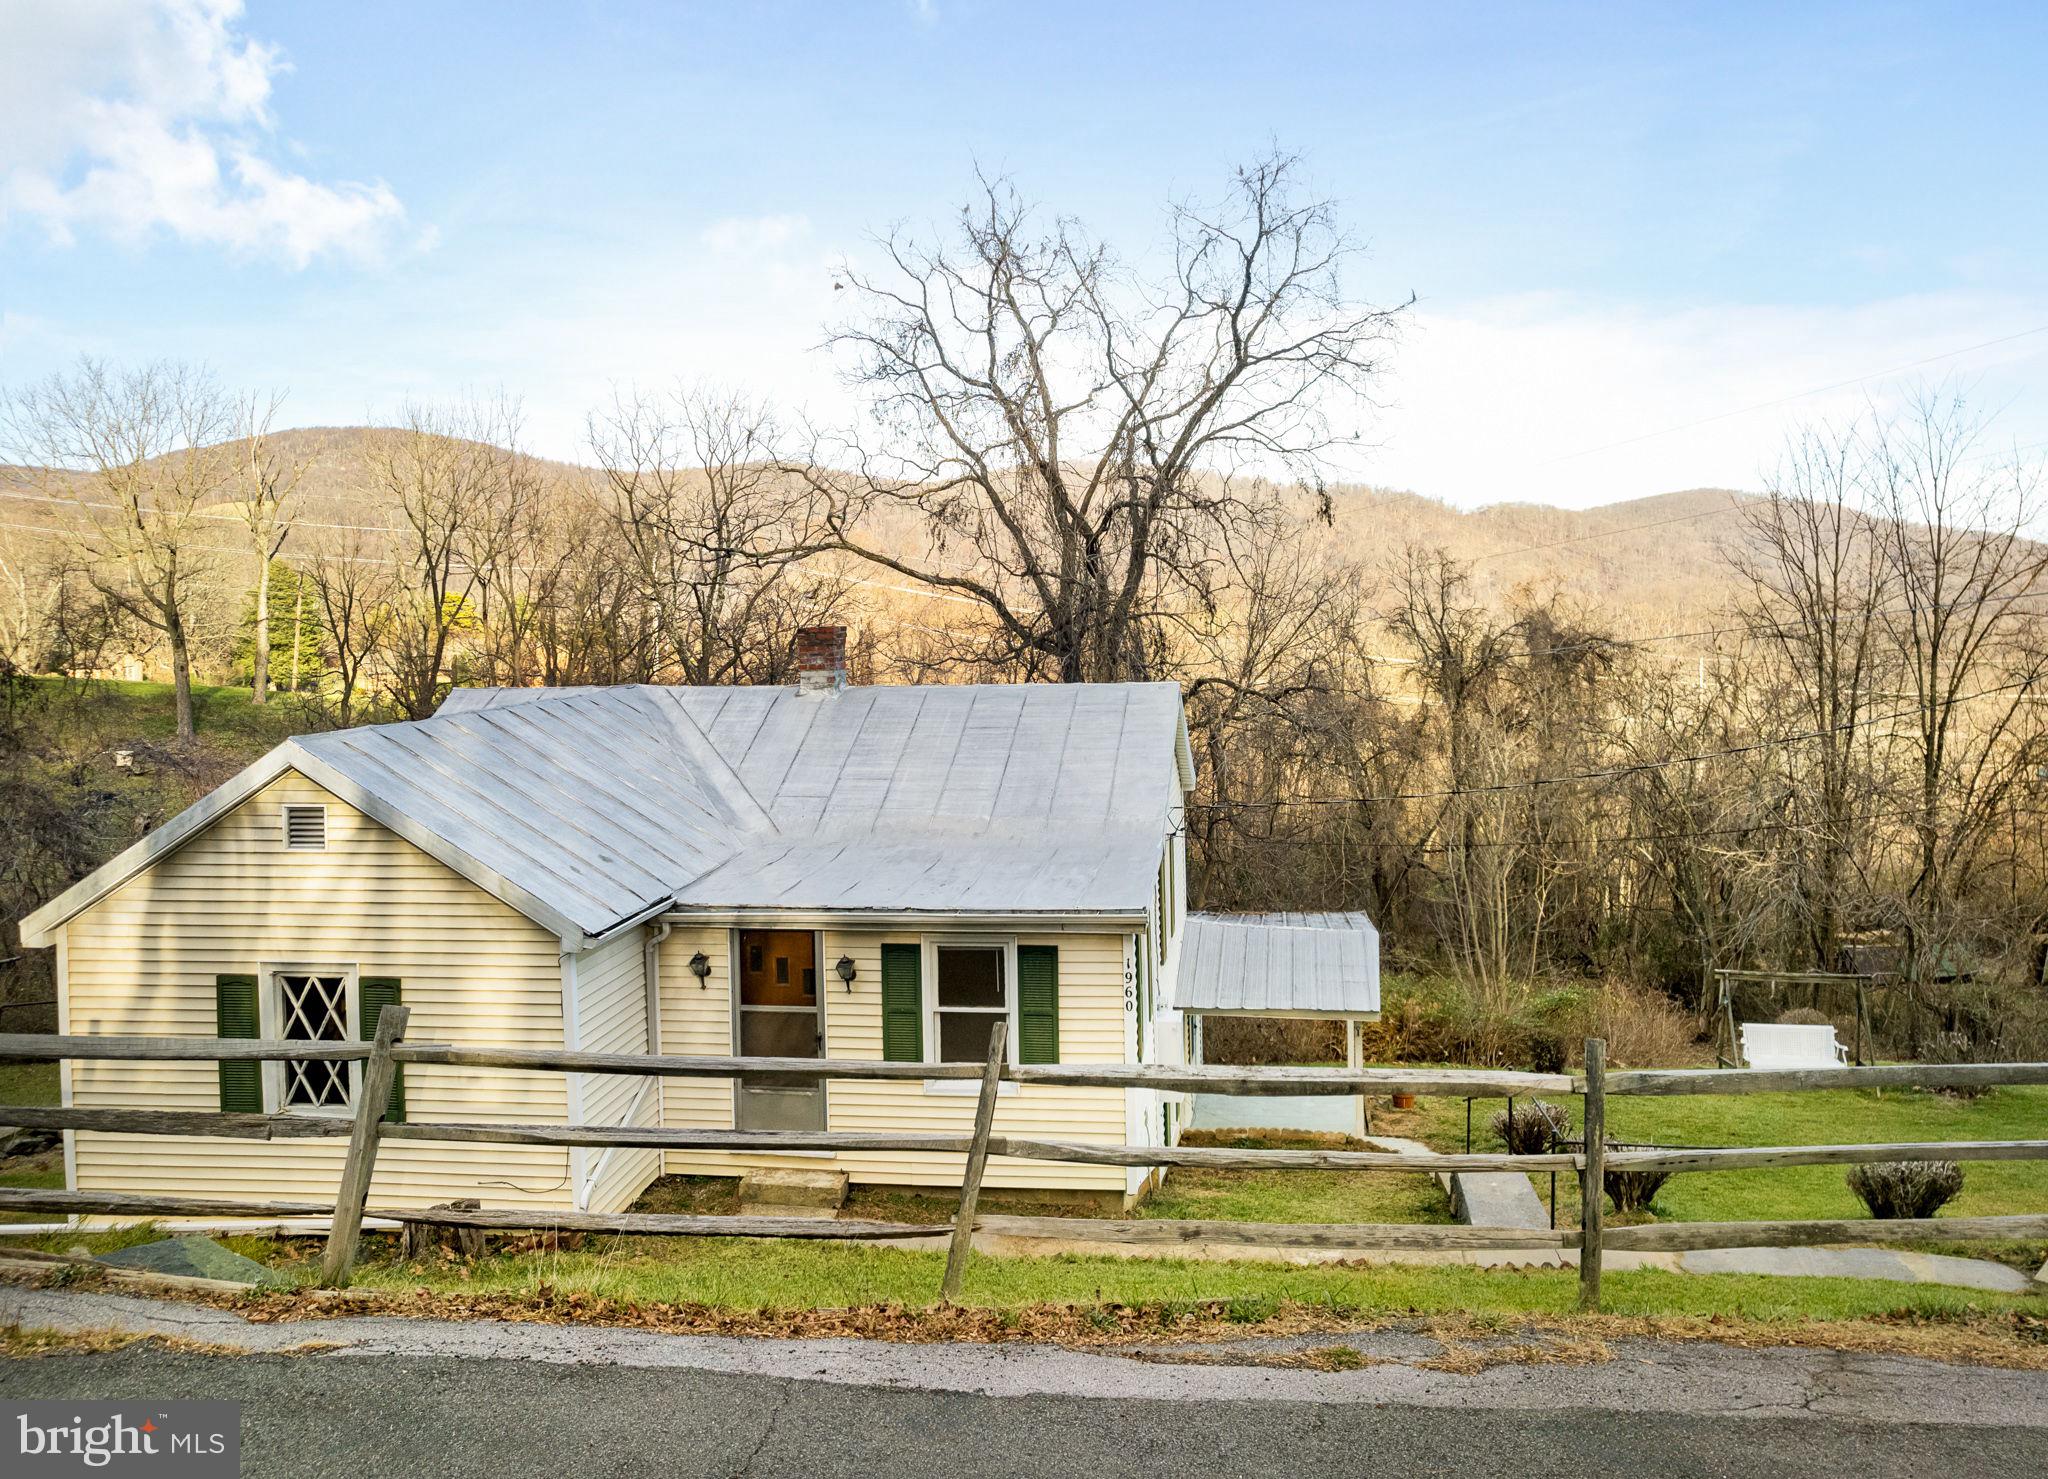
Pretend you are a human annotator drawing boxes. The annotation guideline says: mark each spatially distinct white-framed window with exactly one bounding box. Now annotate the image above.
[261,963,359,1114]
[925,937,1017,1066]
[282,804,328,851]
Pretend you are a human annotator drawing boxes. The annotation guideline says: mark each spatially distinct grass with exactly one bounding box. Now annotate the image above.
[634,1130,1453,1229]
[1134,1131,1450,1225]
[318,1233,2048,1323]
[0,1063,59,1108]
[22,676,328,753]
[1397,1083,2048,1226]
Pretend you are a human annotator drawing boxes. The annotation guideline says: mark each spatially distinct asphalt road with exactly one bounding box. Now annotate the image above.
[7,1349,2048,1479]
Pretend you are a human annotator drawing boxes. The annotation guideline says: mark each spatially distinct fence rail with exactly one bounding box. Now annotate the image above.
[1,1024,2044,1308]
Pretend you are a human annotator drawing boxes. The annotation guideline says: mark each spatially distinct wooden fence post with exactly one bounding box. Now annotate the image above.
[941,1020,1008,1302]
[320,1003,410,1288]
[1578,1036,1606,1313]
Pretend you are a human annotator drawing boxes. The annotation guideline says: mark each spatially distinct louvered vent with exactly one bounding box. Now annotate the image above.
[283,804,328,851]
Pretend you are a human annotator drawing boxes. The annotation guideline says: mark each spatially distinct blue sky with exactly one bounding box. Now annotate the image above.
[2,0,2044,506]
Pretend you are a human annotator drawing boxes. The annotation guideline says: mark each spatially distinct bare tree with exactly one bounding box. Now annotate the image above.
[1729,423,1893,969]
[302,525,397,728]
[366,398,526,719]
[1866,391,2048,979]
[797,153,1404,682]
[232,394,307,705]
[590,384,847,685]
[1616,650,1785,1013]
[2,360,235,741]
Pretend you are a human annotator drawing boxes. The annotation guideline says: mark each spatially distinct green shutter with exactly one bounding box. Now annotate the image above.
[359,977,406,1122]
[880,944,922,1062]
[214,974,262,1114]
[1017,945,1060,1065]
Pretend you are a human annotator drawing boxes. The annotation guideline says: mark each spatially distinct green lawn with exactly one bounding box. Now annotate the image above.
[314,1233,2042,1323]
[22,676,327,754]
[0,1063,59,1109]
[634,1129,1453,1230]
[1398,1083,2048,1226]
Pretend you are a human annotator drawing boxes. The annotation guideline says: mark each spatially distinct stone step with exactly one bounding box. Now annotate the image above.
[738,1201,842,1220]
[738,1167,848,1211]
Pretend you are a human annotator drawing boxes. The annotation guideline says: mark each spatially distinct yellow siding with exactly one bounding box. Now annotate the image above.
[63,771,575,1211]
[574,927,661,1213]
[658,926,1129,1193]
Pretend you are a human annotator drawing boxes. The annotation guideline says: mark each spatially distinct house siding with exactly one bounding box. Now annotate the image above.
[573,926,661,1213]
[61,771,576,1212]
[657,925,1130,1196]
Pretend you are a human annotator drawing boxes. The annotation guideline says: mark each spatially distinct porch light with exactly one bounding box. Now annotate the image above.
[835,955,857,990]
[688,951,711,987]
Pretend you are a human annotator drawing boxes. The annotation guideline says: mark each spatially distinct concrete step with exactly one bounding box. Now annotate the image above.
[738,1201,843,1220]
[738,1168,848,1212]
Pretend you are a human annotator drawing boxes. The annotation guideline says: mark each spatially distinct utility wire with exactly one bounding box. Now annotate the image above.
[1469,494,1747,564]
[1186,677,2036,811]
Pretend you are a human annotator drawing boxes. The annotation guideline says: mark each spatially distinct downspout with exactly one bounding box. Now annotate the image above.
[643,922,671,1126]
[559,944,587,1210]
[56,927,76,1225]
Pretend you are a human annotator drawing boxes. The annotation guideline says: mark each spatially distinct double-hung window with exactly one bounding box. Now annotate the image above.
[932,943,1009,1063]
[272,968,356,1112]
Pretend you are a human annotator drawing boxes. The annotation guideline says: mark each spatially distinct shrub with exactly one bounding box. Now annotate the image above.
[1920,1032,2000,1100]
[1591,981,1704,1068]
[1847,1160,1965,1219]
[1775,1007,1831,1026]
[1601,1156,1672,1216]
[1491,1099,1571,1155]
[1199,1015,1346,1065]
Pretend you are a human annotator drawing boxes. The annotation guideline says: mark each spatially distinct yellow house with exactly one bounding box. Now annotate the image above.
[20,629,1201,1213]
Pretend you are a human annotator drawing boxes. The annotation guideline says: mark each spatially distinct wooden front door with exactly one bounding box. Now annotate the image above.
[734,929,825,1131]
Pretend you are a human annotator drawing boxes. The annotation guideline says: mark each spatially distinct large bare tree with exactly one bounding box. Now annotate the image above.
[1866,392,2048,979]
[232,394,307,706]
[2,360,236,741]
[590,384,847,685]
[302,524,398,728]
[1730,422,1894,968]
[798,153,1404,682]
[366,398,530,719]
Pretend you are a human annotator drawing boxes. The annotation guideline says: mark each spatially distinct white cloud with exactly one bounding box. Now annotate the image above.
[1354,293,2048,508]
[0,0,405,266]
[698,213,812,254]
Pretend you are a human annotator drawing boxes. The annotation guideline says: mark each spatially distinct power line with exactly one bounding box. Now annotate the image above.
[1469,494,1747,565]
[0,488,988,607]
[1186,677,2035,810]
[1267,799,2048,858]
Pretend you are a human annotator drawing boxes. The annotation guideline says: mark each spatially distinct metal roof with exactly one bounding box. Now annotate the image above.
[1174,911,1382,1017]
[25,681,1193,947]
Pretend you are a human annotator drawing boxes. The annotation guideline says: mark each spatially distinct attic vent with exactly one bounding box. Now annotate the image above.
[283,804,328,851]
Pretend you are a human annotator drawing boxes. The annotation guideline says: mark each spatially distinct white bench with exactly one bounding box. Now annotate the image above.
[1739,1022,1850,1072]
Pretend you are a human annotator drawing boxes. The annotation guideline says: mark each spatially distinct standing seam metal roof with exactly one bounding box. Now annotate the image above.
[1174,911,1382,1016]
[279,681,1194,936]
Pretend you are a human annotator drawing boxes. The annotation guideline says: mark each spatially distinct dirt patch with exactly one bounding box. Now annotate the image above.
[1417,1335,1613,1373]
[0,1321,348,1360]
[5,1263,2045,1370]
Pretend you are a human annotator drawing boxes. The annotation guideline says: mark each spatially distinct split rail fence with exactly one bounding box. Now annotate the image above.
[3,1010,2046,1310]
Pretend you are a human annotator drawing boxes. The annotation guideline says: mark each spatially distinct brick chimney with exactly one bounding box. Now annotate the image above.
[795,625,849,693]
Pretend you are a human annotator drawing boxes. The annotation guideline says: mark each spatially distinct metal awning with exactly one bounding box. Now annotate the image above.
[1174,912,1381,1018]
